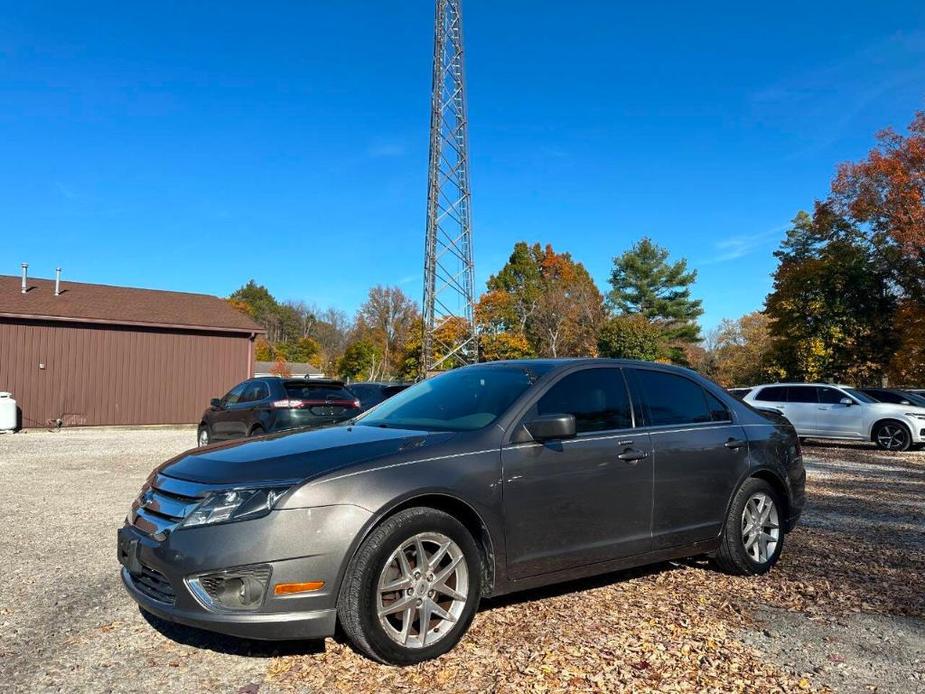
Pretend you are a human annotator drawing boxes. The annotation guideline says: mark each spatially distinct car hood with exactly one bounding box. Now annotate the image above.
[868,403,925,415]
[155,424,455,486]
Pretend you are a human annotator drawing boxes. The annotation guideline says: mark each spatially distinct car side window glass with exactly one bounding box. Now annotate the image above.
[787,386,818,403]
[535,368,632,434]
[631,369,712,426]
[755,386,787,402]
[705,391,732,422]
[817,387,846,404]
[222,383,247,405]
[252,382,269,402]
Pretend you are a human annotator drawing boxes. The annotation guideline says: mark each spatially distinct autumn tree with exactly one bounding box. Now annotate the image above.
[831,111,925,301]
[477,242,605,359]
[597,314,667,361]
[607,238,703,363]
[354,286,419,378]
[709,312,774,386]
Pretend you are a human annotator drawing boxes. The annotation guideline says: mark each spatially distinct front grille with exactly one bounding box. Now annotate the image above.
[198,565,272,601]
[130,475,209,538]
[131,564,176,604]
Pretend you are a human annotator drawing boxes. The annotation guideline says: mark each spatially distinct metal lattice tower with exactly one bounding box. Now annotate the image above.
[422,0,476,375]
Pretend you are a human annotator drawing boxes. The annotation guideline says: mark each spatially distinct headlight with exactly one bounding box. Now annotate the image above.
[905,412,925,420]
[179,487,288,529]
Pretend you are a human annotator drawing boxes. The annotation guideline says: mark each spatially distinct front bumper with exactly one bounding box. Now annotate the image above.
[118,503,371,641]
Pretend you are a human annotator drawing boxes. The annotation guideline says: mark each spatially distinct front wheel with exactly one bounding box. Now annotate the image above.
[338,507,482,665]
[711,478,784,575]
[874,421,912,451]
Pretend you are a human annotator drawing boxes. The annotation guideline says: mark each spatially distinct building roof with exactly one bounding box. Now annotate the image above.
[0,275,264,334]
[254,361,324,377]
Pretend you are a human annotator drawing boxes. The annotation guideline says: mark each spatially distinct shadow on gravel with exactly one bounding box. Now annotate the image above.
[480,561,677,612]
[140,608,325,658]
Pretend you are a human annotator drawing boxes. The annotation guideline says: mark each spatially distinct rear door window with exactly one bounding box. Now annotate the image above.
[630,369,712,426]
[787,386,818,403]
[241,381,270,403]
[754,386,788,402]
[535,368,632,434]
[705,391,732,422]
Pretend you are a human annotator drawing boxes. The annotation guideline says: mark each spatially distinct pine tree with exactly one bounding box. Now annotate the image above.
[607,238,703,362]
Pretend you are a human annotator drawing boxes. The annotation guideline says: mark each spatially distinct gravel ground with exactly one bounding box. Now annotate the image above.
[0,429,922,693]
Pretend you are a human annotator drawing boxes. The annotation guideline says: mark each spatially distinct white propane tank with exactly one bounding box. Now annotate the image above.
[0,393,17,432]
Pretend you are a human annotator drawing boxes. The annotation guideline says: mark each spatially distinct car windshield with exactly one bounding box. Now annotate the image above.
[900,391,925,406]
[356,364,549,432]
[844,388,877,404]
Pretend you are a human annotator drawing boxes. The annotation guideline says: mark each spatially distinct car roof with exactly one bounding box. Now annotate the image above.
[750,382,854,389]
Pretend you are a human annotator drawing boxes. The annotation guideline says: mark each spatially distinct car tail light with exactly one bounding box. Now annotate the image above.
[272,399,304,409]
[352,399,361,409]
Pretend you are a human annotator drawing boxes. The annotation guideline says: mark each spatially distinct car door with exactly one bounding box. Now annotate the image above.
[816,386,865,438]
[227,381,267,438]
[782,386,820,434]
[210,382,247,440]
[626,368,750,550]
[501,366,653,580]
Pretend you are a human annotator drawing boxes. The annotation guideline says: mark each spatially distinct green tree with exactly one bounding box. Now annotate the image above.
[607,238,703,363]
[337,340,384,381]
[596,315,667,361]
[765,209,897,383]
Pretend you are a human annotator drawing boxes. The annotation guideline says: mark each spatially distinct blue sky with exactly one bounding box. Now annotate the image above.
[2,1,924,330]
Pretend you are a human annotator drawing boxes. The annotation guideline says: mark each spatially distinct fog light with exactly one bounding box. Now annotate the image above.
[187,565,271,612]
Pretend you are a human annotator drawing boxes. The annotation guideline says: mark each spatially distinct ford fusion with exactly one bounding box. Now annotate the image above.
[119,359,805,664]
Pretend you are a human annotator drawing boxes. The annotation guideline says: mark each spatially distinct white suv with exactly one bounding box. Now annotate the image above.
[744,383,925,451]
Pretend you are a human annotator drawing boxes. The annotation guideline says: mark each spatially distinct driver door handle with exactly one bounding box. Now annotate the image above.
[617,449,649,463]
[724,438,747,450]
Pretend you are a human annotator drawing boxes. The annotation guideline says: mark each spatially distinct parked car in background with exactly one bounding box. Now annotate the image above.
[744,383,925,451]
[347,382,411,412]
[197,378,361,446]
[860,388,925,408]
[120,359,804,664]
[727,387,753,400]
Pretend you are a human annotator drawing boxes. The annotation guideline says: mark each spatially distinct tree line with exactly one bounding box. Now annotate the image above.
[229,110,924,386]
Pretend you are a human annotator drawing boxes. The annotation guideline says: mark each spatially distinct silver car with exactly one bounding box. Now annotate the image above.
[119,359,805,664]
[744,383,925,451]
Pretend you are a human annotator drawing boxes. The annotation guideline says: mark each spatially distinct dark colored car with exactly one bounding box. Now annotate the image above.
[861,388,925,408]
[197,378,361,446]
[347,382,411,412]
[120,359,804,665]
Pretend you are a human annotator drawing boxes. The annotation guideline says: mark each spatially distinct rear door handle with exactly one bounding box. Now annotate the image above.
[724,439,746,450]
[617,449,649,463]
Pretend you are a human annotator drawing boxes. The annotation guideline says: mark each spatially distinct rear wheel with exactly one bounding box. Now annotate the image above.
[711,478,784,575]
[873,421,912,451]
[197,426,210,447]
[338,507,482,665]
[248,425,265,438]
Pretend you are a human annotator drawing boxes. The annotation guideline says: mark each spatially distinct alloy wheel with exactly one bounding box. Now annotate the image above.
[740,492,780,564]
[877,424,908,451]
[198,429,209,446]
[376,531,469,649]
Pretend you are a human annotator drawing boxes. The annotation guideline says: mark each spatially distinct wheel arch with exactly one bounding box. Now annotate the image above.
[339,492,496,601]
[869,417,911,441]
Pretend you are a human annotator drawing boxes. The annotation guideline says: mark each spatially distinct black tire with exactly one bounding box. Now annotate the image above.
[248,425,265,438]
[338,507,482,665]
[197,425,211,447]
[711,478,785,576]
[873,420,912,452]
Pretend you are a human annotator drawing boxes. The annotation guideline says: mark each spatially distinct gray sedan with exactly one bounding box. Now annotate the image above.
[118,359,805,664]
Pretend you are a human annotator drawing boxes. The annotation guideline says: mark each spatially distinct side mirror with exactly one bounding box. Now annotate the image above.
[524,413,576,442]
[839,397,853,406]
[210,398,222,408]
